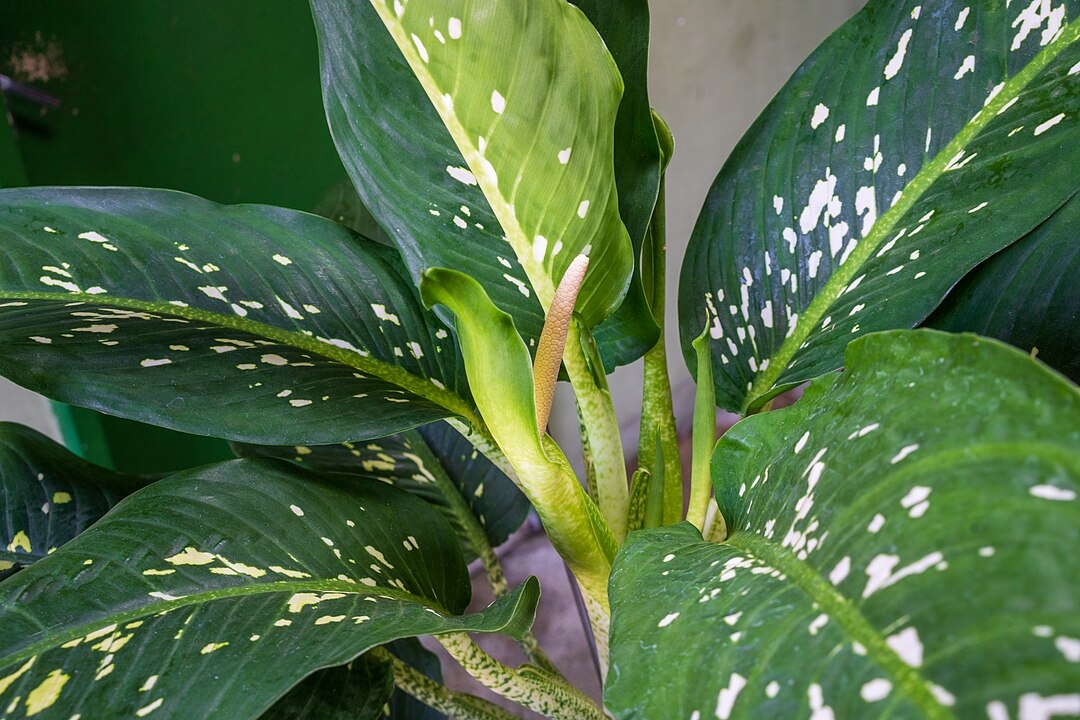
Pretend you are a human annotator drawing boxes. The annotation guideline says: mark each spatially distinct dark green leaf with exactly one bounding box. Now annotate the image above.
[680,0,1080,412]
[233,420,531,562]
[0,459,539,719]
[0,422,146,574]
[926,188,1080,383]
[575,0,663,370]
[262,652,393,720]
[0,187,475,444]
[312,0,654,368]
[608,330,1080,718]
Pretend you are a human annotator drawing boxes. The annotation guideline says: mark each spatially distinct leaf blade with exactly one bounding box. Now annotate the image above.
[233,421,531,563]
[926,188,1080,383]
[0,187,473,444]
[0,459,539,719]
[607,330,1080,718]
[313,0,645,365]
[0,422,146,574]
[680,1,1080,412]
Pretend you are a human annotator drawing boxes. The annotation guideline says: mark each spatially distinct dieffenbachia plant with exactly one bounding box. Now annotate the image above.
[0,1,1077,717]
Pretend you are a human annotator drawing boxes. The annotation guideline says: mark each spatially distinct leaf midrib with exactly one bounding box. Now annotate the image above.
[0,578,439,670]
[369,1,559,311]
[0,290,479,426]
[724,531,956,720]
[745,17,1080,413]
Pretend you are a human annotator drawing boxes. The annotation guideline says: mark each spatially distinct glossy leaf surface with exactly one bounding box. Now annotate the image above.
[574,0,663,368]
[262,652,392,720]
[234,420,531,562]
[313,0,649,366]
[0,187,472,444]
[0,422,146,575]
[608,330,1080,719]
[0,459,539,719]
[680,0,1080,412]
[927,189,1080,383]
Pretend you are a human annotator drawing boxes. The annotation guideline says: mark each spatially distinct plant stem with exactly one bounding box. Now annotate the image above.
[371,646,521,720]
[637,178,684,525]
[564,320,628,542]
[576,401,600,505]
[437,633,608,720]
[703,497,729,543]
[428,426,561,676]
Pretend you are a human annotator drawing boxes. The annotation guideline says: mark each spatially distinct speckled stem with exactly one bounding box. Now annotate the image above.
[636,179,684,526]
[372,646,520,720]
[564,321,628,542]
[437,633,607,720]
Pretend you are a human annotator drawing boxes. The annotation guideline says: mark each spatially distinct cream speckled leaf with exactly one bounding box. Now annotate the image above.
[0,423,146,579]
[314,0,634,353]
[233,421,532,563]
[0,187,473,444]
[607,330,1080,719]
[0,459,539,719]
[680,0,1080,413]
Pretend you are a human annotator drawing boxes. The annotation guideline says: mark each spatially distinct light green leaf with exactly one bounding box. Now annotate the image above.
[608,330,1080,718]
[420,268,615,613]
[0,422,146,576]
[313,0,635,355]
[0,459,539,719]
[233,420,532,563]
[680,0,1080,412]
[0,187,475,444]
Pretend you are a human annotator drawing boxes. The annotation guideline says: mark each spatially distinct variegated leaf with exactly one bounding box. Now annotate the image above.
[927,187,1080,383]
[680,0,1080,412]
[234,420,531,563]
[0,187,474,444]
[313,0,640,363]
[0,422,147,578]
[607,330,1080,718]
[0,459,539,719]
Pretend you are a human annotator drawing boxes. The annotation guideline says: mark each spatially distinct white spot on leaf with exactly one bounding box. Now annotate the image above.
[715,673,747,720]
[1029,484,1076,501]
[1034,113,1066,136]
[886,626,924,667]
[883,29,913,80]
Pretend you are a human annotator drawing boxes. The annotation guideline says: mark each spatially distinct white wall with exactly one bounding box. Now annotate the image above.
[0,378,61,440]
